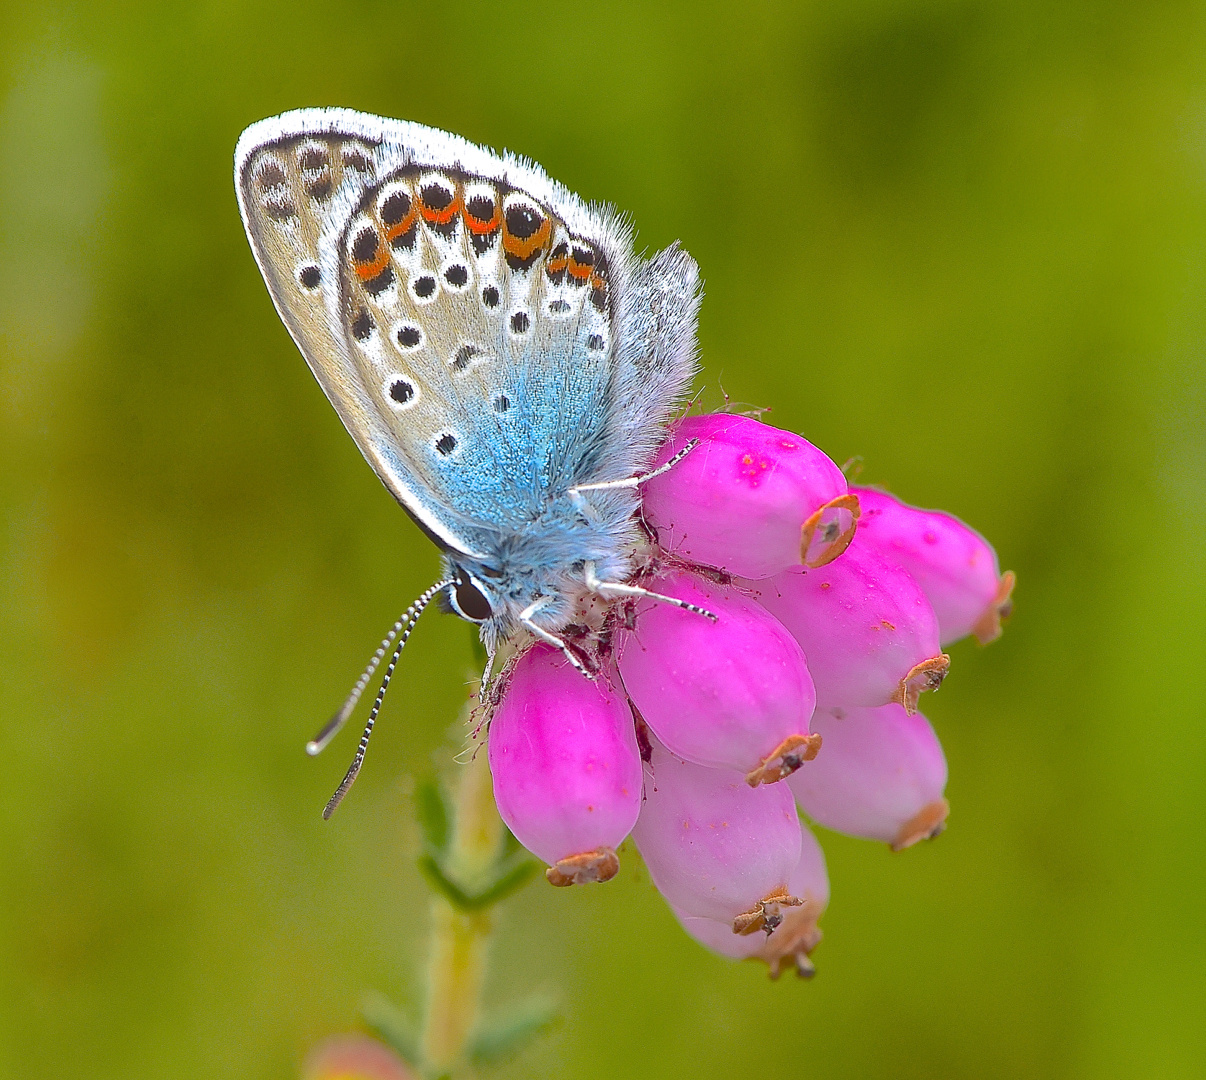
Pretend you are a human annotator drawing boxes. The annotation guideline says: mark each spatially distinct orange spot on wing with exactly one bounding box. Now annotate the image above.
[502,214,551,260]
[419,184,463,225]
[354,245,390,281]
[567,252,594,281]
[462,200,501,234]
[383,204,418,245]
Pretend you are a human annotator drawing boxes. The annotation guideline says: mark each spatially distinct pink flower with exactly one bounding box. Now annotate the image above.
[630,733,802,929]
[489,645,642,886]
[788,704,949,850]
[483,414,1013,971]
[640,414,858,578]
[742,544,950,715]
[616,569,819,784]
[851,486,1015,645]
[673,821,829,978]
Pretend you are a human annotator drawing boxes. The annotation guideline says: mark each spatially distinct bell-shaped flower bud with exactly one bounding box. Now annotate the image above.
[674,821,829,978]
[303,1035,416,1080]
[489,645,642,886]
[618,570,819,785]
[788,703,948,850]
[745,546,949,714]
[641,414,857,579]
[631,735,802,932]
[852,486,1015,645]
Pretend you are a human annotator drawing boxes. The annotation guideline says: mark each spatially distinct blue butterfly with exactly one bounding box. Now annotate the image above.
[236,109,706,813]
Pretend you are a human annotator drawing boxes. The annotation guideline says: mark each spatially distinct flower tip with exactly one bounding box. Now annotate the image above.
[758,899,824,980]
[892,654,951,714]
[544,847,620,887]
[971,570,1016,645]
[800,493,862,568]
[733,889,804,936]
[890,798,950,851]
[745,732,823,787]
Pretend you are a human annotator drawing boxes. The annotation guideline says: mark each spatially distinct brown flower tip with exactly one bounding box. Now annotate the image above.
[745,732,823,786]
[891,798,950,851]
[732,888,804,936]
[892,653,951,714]
[303,1034,416,1080]
[971,570,1016,645]
[754,897,825,980]
[545,847,620,887]
[800,493,862,568]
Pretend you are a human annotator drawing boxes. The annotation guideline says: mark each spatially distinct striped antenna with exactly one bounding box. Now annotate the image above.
[314,578,452,820]
[306,579,454,756]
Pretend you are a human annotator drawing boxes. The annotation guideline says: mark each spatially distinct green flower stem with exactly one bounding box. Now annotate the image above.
[420,900,491,1076]
[419,706,503,1076]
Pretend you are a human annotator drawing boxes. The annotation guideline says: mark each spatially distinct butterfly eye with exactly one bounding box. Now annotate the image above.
[452,576,493,623]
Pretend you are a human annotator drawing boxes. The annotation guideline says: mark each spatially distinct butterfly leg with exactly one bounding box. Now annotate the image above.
[583,561,718,621]
[567,438,700,511]
[519,597,595,678]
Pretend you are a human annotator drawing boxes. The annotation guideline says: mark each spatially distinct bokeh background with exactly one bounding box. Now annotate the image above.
[2,1,1204,1077]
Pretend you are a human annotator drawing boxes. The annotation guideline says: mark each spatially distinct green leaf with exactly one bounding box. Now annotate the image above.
[469,994,560,1064]
[417,852,541,912]
[361,991,421,1068]
[414,776,450,856]
[469,855,541,908]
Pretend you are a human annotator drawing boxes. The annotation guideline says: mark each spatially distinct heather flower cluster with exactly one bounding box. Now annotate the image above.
[487,413,1013,977]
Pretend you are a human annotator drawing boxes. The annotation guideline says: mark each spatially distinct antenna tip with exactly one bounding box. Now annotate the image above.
[305,740,322,756]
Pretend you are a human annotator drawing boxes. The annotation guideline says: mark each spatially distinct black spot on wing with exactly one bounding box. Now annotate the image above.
[352,308,374,341]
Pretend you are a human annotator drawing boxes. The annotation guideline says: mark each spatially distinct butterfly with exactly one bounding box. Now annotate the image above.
[235,109,710,813]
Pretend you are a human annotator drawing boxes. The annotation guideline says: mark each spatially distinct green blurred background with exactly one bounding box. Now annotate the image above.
[2,1,1204,1076]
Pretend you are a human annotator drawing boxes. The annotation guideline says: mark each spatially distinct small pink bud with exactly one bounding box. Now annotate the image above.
[788,703,949,850]
[642,414,855,579]
[745,546,949,714]
[674,822,829,977]
[618,570,819,785]
[303,1035,416,1080]
[631,735,802,929]
[488,645,642,886]
[852,486,1015,645]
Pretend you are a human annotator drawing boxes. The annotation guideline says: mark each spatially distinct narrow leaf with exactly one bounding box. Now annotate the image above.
[469,995,560,1064]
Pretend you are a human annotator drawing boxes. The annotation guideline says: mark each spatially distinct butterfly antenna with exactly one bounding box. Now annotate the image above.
[306,579,455,756]
[317,578,452,820]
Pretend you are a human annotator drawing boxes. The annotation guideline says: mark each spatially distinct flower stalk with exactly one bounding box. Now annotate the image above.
[420,740,499,1075]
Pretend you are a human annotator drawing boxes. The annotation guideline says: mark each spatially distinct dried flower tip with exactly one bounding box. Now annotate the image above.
[800,493,861,568]
[757,898,825,980]
[733,888,804,936]
[970,570,1016,645]
[891,798,950,851]
[746,733,823,787]
[545,846,621,886]
[892,654,951,715]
